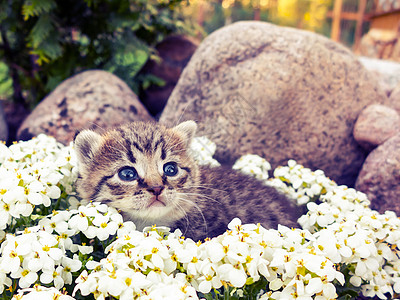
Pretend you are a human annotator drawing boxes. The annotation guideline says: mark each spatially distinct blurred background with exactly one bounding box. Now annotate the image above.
[0,0,399,140]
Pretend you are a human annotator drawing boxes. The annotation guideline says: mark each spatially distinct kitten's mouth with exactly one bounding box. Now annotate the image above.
[148,196,166,208]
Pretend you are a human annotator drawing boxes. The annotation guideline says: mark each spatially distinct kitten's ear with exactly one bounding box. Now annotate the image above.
[173,120,197,144]
[74,130,102,165]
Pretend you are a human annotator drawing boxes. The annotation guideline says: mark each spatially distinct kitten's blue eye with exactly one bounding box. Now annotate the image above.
[118,167,138,181]
[163,162,178,177]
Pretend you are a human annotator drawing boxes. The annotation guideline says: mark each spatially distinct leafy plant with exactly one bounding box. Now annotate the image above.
[0,0,194,108]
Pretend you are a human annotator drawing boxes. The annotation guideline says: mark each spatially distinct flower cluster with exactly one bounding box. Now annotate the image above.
[12,285,75,300]
[1,135,400,300]
[0,201,124,296]
[0,134,78,235]
[299,188,400,299]
[74,217,347,300]
[73,227,198,300]
[261,160,400,299]
[190,137,220,167]
[0,226,81,293]
[232,154,271,181]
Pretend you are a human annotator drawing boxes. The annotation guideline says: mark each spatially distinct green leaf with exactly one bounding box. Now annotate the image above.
[22,0,56,21]
[28,14,53,48]
[0,62,13,100]
[30,35,62,65]
[140,73,166,91]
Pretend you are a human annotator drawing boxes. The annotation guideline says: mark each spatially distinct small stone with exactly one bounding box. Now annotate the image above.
[17,70,153,145]
[353,104,400,151]
[355,134,400,215]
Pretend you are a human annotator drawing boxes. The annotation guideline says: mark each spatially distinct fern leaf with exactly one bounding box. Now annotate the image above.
[22,0,56,21]
[30,34,62,66]
[0,62,13,99]
[28,14,53,48]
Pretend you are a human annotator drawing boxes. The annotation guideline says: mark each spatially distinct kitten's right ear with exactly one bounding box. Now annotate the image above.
[74,130,102,164]
[173,120,197,144]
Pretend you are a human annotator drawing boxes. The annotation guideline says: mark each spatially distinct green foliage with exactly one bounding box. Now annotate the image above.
[0,62,12,99]
[0,0,194,107]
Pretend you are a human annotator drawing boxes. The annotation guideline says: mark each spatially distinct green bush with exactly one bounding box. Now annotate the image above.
[0,0,194,108]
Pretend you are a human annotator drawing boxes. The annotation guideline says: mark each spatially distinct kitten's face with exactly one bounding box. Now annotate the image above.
[74,121,200,229]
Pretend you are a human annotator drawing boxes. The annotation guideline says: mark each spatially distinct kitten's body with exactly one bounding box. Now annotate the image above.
[74,121,299,241]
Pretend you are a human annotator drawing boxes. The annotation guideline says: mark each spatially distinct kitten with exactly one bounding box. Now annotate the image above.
[74,121,300,241]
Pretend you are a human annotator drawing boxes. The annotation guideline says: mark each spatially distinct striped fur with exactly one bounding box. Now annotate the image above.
[74,121,300,241]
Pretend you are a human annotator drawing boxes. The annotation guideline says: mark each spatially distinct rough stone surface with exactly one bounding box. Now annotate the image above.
[355,134,400,215]
[358,56,400,96]
[160,21,397,186]
[353,104,400,151]
[139,35,199,116]
[17,70,153,145]
[389,81,400,105]
[0,101,8,142]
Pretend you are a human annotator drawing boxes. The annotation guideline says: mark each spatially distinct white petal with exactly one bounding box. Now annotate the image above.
[28,193,43,205]
[350,276,362,287]
[305,278,322,295]
[198,280,212,294]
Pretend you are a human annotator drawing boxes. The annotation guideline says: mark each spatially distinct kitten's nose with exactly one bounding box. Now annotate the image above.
[147,186,164,196]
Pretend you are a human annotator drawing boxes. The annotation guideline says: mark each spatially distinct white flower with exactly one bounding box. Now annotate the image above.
[61,255,82,285]
[73,270,97,297]
[40,266,64,289]
[68,210,89,232]
[0,271,10,294]
[92,213,119,241]
[218,263,247,287]
[233,154,271,181]
[12,285,76,300]
[190,136,220,167]
[11,266,38,289]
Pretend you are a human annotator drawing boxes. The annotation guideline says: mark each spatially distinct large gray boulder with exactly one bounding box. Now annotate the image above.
[18,70,153,145]
[160,21,396,186]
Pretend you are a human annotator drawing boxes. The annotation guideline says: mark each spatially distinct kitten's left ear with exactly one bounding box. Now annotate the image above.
[74,129,103,165]
[173,120,197,144]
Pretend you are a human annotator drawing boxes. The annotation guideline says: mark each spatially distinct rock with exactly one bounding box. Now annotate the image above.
[17,70,153,145]
[353,104,400,151]
[358,56,400,96]
[139,35,199,116]
[355,134,400,215]
[160,21,396,186]
[389,81,400,104]
[0,101,8,142]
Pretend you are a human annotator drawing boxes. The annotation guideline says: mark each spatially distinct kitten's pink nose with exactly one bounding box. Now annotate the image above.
[147,186,164,196]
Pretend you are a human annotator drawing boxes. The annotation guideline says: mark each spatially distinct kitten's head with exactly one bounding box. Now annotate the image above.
[74,121,200,229]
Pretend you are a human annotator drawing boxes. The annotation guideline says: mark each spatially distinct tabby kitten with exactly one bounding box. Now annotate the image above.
[74,121,299,241]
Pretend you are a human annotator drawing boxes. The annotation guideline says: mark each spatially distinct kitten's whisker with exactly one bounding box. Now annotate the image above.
[185,185,227,193]
[170,148,188,155]
[175,196,208,236]
[179,192,221,205]
[86,121,106,133]
[173,202,190,237]
[173,101,192,127]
